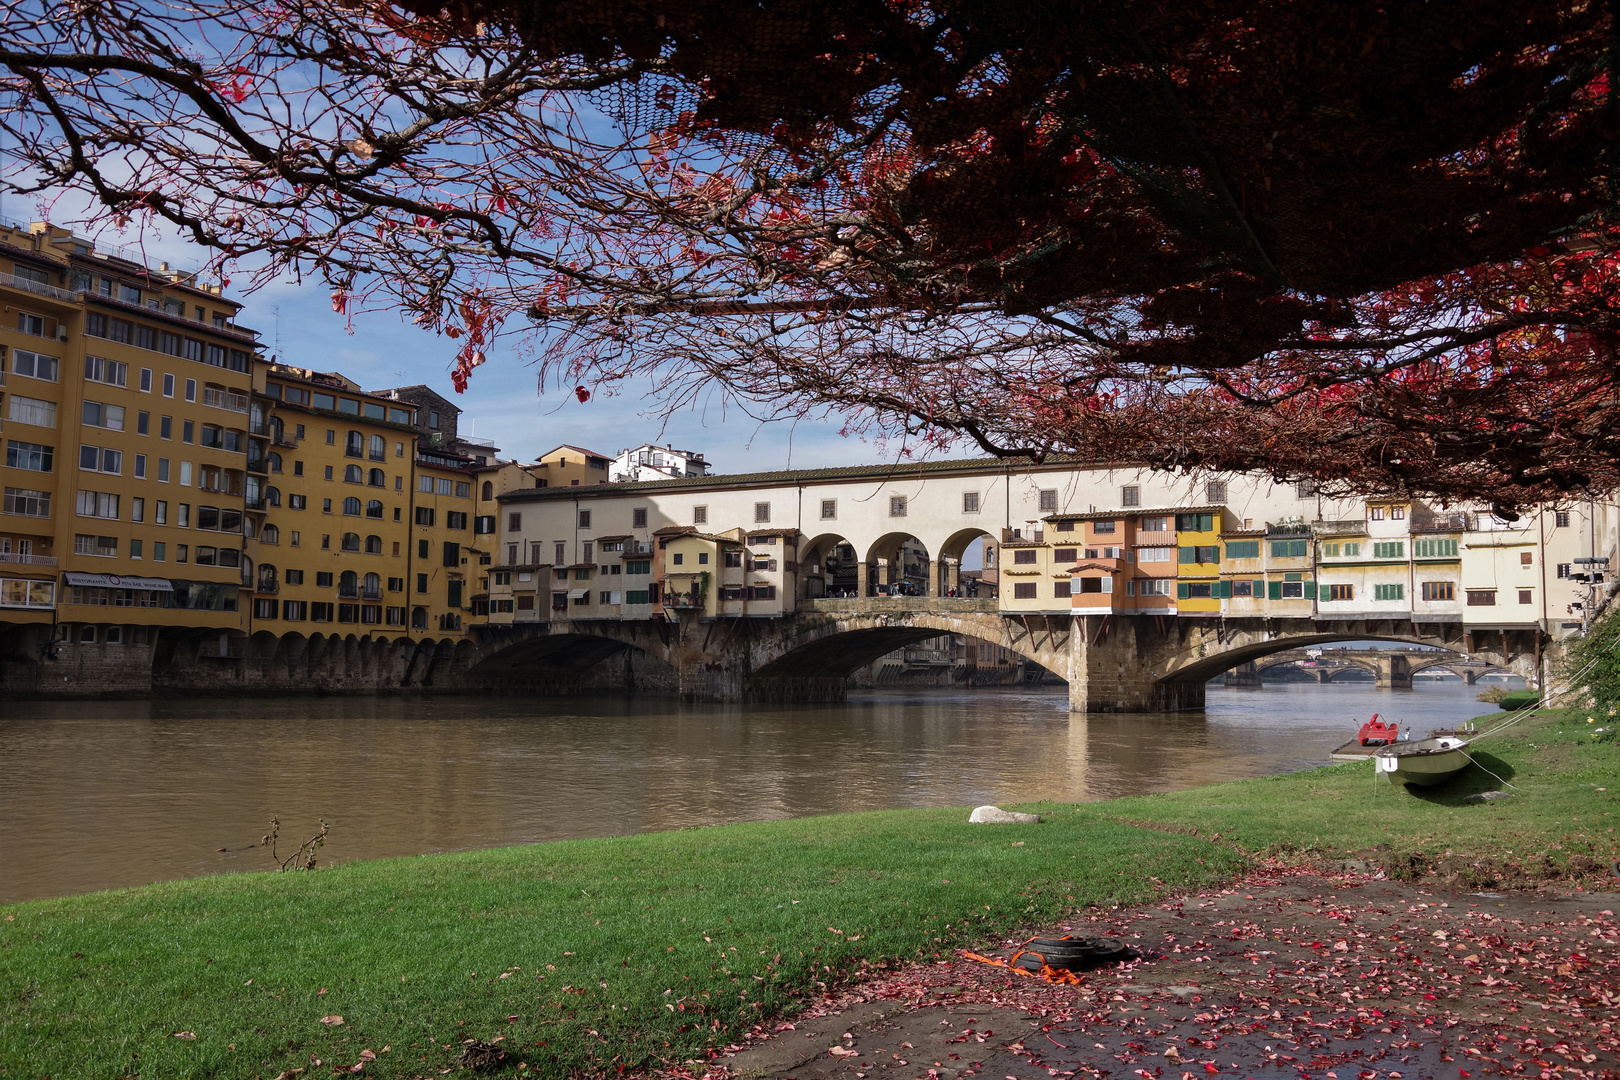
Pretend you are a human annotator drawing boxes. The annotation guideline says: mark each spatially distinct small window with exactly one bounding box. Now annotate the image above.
[821,499,838,520]
[693,505,708,525]
[1518,589,1533,604]
[1120,486,1139,507]
[1205,481,1227,502]
[1421,581,1455,601]
[632,507,648,529]
[1013,549,1038,565]
[1038,489,1058,512]
[577,509,591,529]
[961,492,979,514]
[1466,589,1496,606]
[889,496,907,517]
[754,501,770,524]
[1520,551,1533,566]
[1013,582,1037,599]
[1555,511,1571,528]
[508,512,521,532]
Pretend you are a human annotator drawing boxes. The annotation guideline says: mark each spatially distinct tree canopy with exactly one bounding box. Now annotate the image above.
[3,0,1616,509]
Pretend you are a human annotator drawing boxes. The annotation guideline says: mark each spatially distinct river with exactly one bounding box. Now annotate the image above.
[0,678,1517,904]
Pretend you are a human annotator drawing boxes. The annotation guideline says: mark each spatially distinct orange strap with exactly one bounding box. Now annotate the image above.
[956,949,1086,986]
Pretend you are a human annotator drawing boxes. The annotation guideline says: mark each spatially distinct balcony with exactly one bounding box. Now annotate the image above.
[246,453,267,474]
[439,612,463,631]
[1412,513,1472,533]
[203,388,250,413]
[255,581,279,594]
[0,551,58,567]
[337,586,359,599]
[1311,519,1365,536]
[361,587,382,601]
[0,271,81,303]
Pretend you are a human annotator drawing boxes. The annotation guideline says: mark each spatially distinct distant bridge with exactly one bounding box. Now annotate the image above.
[1222,648,1510,688]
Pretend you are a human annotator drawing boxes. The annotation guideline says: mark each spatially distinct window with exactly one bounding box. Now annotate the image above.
[632,507,648,529]
[1518,589,1533,604]
[344,465,363,483]
[418,539,430,559]
[1011,548,1039,565]
[361,499,382,519]
[1520,551,1534,566]
[1231,580,1254,597]
[437,477,455,496]
[577,509,591,529]
[1092,520,1115,534]
[73,533,118,557]
[11,350,59,382]
[1421,581,1455,601]
[625,559,651,575]
[289,494,307,510]
[75,490,120,519]
[1557,563,1571,579]
[368,468,386,487]
[1053,580,1073,599]
[446,511,467,530]
[1137,546,1174,562]
[1372,541,1404,559]
[1342,542,1361,556]
[951,491,976,515]
[84,356,128,386]
[5,440,53,472]
[368,434,386,460]
[1038,489,1058,512]
[7,396,57,428]
[1374,583,1404,601]
[3,487,50,516]
[693,505,708,525]
[1555,511,1571,528]
[443,541,460,567]
[363,535,382,554]
[78,446,123,474]
[1412,538,1458,558]
[16,312,49,337]
[1391,506,1407,520]
[1117,485,1140,508]
[1174,513,1213,532]
[1270,539,1308,558]
[1052,546,1078,563]
[416,573,428,593]
[754,502,770,523]
[1369,506,1385,521]
[185,378,197,402]
[671,552,684,566]
[182,420,195,444]
[1277,581,1303,598]
[1013,582,1038,599]
[1204,481,1227,502]
[342,496,361,515]
[1225,540,1260,559]
[889,496,907,517]
[341,532,360,551]
[1179,546,1219,563]
[82,401,126,431]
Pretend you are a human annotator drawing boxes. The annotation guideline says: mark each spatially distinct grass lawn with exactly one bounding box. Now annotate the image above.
[2,706,1614,1079]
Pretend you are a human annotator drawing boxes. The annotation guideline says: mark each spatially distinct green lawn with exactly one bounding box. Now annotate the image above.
[2,707,1614,1079]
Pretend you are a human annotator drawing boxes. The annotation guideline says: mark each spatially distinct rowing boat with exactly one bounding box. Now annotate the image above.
[1373,734,1472,786]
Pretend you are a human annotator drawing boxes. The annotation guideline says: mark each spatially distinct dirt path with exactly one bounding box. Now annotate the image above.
[718,866,1619,1080]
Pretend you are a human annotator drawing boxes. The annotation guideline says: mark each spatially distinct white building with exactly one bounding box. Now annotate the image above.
[610,443,711,483]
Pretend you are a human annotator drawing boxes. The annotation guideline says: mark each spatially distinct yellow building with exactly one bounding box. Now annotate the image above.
[532,444,612,488]
[247,366,418,635]
[1,221,258,671]
[409,445,480,634]
[1170,507,1225,613]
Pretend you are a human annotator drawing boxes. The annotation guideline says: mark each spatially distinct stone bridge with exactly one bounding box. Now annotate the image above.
[158,597,1546,712]
[1222,649,1510,689]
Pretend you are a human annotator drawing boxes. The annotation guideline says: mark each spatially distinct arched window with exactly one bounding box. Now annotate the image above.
[365,500,383,518]
[341,532,360,552]
[343,496,362,516]
[266,486,281,507]
[363,572,381,597]
[365,534,383,554]
[481,480,493,500]
[368,468,386,487]
[261,524,281,544]
[369,434,386,461]
[257,563,278,592]
[411,606,428,629]
[344,464,363,483]
[267,452,283,473]
[345,430,364,457]
[339,569,358,596]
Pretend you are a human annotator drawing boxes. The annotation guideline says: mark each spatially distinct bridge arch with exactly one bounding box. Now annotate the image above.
[1157,630,1477,697]
[465,626,680,693]
[745,610,1067,689]
[864,531,932,597]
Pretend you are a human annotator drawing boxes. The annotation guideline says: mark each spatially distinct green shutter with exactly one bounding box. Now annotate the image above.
[1176,582,1190,599]
[1217,580,1232,599]
[1268,580,1283,600]
[1303,580,1317,600]
[1179,547,1195,564]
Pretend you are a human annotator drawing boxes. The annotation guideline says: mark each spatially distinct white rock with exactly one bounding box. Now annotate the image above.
[969,805,1041,824]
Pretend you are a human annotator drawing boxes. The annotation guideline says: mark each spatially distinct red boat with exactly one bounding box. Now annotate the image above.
[1357,714,1402,746]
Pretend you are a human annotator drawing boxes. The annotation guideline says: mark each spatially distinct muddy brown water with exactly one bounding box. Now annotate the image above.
[0,680,1511,903]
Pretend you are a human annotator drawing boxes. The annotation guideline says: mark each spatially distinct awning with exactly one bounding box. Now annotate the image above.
[63,572,175,592]
[567,589,588,599]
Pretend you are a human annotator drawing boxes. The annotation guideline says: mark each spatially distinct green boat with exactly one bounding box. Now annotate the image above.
[1373,734,1471,786]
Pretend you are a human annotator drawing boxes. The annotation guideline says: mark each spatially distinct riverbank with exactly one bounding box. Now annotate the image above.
[1,706,1614,1079]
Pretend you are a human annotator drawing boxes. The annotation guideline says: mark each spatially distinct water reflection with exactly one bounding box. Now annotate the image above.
[0,679,1508,903]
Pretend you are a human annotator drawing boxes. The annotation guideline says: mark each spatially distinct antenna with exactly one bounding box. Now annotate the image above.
[273,304,283,357]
